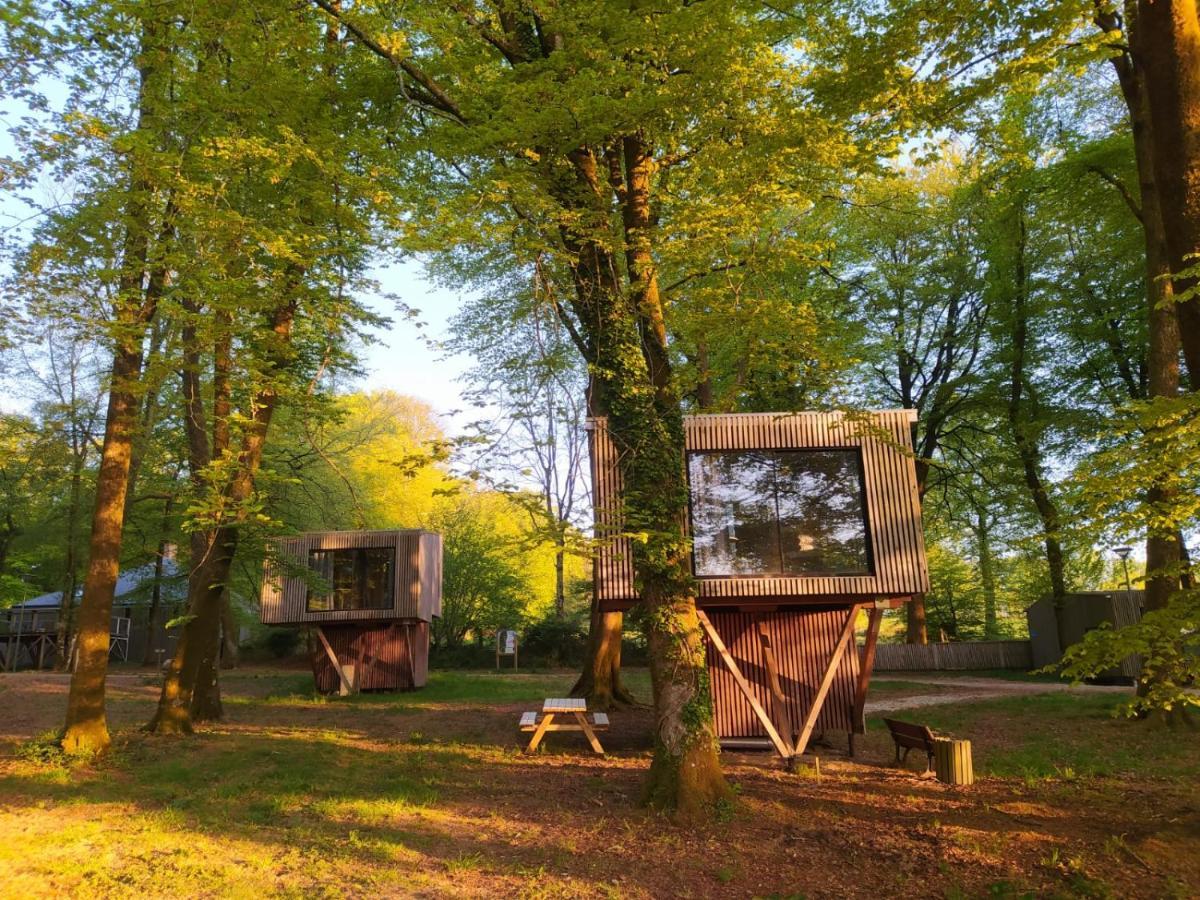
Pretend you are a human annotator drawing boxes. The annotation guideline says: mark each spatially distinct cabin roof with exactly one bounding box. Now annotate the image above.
[11,559,186,610]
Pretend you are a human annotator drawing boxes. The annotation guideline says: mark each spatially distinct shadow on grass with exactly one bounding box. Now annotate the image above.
[0,725,658,893]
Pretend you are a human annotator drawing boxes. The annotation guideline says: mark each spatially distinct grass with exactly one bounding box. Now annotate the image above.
[0,668,1196,898]
[870,690,1200,780]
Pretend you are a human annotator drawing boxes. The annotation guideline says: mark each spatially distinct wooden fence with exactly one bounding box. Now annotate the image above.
[868,640,1033,672]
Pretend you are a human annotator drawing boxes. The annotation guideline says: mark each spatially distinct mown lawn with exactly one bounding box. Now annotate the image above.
[0,668,1196,899]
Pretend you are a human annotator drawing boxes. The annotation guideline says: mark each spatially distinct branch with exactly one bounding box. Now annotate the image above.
[311,0,467,124]
[663,259,748,294]
[1087,164,1142,223]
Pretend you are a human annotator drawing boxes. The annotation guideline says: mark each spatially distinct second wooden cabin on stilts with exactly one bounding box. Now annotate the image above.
[590,410,929,763]
[261,530,442,695]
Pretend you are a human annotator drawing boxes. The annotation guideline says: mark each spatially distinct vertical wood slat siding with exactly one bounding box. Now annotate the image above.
[591,411,930,604]
[418,533,444,621]
[310,621,430,692]
[261,530,435,625]
[871,640,1034,671]
[705,608,859,738]
[1109,594,1143,679]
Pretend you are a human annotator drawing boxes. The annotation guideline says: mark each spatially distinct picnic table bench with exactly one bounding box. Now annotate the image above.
[883,718,938,772]
[519,698,608,754]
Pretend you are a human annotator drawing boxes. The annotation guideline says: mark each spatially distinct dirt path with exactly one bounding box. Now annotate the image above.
[866,675,1131,714]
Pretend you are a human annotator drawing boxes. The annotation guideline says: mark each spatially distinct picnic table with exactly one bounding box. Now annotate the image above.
[520,698,608,754]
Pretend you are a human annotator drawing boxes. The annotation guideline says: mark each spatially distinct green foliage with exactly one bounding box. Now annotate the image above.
[1059,589,1200,718]
[432,496,536,650]
[519,612,589,668]
[262,628,302,660]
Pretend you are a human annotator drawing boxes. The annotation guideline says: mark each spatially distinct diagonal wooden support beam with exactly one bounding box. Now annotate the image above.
[852,605,884,734]
[314,626,354,696]
[794,604,861,757]
[756,616,796,751]
[696,610,792,760]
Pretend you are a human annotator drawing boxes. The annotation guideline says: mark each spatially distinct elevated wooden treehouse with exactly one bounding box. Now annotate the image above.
[590,410,929,760]
[261,530,442,694]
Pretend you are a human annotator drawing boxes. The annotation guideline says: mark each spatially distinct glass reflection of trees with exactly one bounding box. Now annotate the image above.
[306,547,396,611]
[688,450,870,577]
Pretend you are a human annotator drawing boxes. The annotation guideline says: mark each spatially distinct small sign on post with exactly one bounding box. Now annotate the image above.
[496,629,519,671]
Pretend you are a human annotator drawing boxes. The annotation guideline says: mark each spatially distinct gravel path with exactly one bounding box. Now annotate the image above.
[865,674,1131,715]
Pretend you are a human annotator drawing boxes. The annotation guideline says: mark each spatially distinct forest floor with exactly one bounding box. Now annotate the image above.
[0,666,1197,899]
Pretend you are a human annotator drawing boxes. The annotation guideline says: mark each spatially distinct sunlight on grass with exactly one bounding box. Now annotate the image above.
[870,691,1200,780]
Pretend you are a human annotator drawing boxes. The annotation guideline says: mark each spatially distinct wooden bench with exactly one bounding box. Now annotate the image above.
[883,718,938,772]
[519,711,609,731]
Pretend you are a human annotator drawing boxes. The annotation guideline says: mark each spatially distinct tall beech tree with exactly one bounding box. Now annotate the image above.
[313,0,885,816]
[835,164,990,643]
[2,2,185,753]
[1135,0,1200,376]
[146,3,393,732]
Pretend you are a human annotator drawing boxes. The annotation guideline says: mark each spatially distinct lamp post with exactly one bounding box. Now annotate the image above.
[1111,546,1134,606]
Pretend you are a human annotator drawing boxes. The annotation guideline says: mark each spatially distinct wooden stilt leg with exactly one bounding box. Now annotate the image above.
[697,610,793,760]
[314,626,354,696]
[794,605,861,756]
[852,605,883,742]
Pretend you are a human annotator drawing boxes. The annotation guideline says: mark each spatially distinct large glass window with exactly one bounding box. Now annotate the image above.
[688,450,871,577]
[306,547,395,612]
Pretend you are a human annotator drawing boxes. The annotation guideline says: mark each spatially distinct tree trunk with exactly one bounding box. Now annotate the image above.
[556,139,730,818]
[554,543,566,618]
[61,15,166,753]
[571,605,637,709]
[61,344,146,754]
[1005,207,1070,650]
[219,587,239,670]
[148,300,295,733]
[906,469,930,644]
[55,450,85,669]
[1136,0,1200,378]
[142,536,167,666]
[975,506,998,638]
[1105,7,1187,700]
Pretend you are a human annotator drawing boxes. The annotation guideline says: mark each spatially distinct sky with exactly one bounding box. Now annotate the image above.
[353,261,475,433]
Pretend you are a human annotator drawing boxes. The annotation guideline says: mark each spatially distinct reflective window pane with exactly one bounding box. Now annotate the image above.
[306,547,395,611]
[689,452,781,576]
[687,450,871,577]
[774,451,870,575]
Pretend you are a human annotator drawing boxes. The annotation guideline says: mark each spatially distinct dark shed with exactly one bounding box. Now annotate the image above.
[261,529,442,693]
[590,410,930,759]
[1026,591,1143,682]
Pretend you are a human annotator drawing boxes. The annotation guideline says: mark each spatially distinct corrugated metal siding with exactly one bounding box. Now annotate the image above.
[706,608,859,739]
[261,530,432,625]
[591,411,930,604]
[311,621,429,692]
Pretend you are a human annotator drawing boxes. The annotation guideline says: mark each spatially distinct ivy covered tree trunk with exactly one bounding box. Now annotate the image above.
[554,137,730,819]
